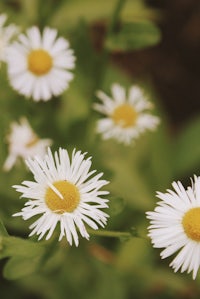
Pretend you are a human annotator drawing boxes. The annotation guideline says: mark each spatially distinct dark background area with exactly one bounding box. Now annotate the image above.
[112,0,200,129]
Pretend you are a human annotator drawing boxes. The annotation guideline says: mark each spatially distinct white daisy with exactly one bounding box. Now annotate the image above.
[13,147,109,246]
[0,13,19,63]
[6,26,75,101]
[93,83,160,145]
[146,175,200,279]
[3,117,52,171]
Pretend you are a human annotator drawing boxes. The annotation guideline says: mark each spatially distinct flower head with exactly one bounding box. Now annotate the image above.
[146,176,200,279]
[0,13,19,63]
[93,83,160,145]
[6,26,75,101]
[3,117,52,171]
[13,147,109,246]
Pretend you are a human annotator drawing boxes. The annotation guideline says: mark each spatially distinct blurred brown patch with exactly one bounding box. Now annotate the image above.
[88,243,115,264]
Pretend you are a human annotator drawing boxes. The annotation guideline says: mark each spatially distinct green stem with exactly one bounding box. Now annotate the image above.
[88,229,147,240]
[96,0,127,87]
[107,0,127,35]
[89,229,130,238]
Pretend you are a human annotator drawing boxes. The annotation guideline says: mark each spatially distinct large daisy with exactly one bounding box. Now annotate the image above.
[93,83,160,145]
[146,176,200,279]
[0,13,19,63]
[6,26,75,101]
[3,117,52,171]
[13,147,109,246]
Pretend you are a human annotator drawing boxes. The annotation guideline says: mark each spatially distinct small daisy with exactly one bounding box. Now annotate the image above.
[3,117,52,171]
[146,175,200,279]
[0,13,19,63]
[13,147,109,246]
[93,83,160,145]
[6,26,75,101]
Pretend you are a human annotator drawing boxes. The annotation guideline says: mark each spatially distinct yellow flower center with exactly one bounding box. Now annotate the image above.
[28,49,53,75]
[112,104,137,128]
[45,180,80,214]
[182,207,200,241]
[25,135,39,148]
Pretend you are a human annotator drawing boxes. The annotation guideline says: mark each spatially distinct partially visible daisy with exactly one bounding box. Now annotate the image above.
[3,117,52,171]
[6,26,75,101]
[93,83,160,145]
[13,147,109,246]
[0,13,19,63]
[146,175,200,279]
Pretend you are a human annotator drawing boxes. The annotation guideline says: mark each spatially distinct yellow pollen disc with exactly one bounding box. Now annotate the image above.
[25,135,39,148]
[112,104,137,128]
[28,49,52,75]
[182,207,200,241]
[45,181,80,214]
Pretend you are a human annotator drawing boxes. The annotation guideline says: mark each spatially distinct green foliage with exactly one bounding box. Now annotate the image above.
[0,236,44,259]
[3,256,41,280]
[0,230,45,279]
[49,0,159,30]
[106,20,161,51]
[0,219,9,237]
[173,117,200,177]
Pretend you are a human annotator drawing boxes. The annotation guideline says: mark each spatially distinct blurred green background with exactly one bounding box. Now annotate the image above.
[1,0,200,298]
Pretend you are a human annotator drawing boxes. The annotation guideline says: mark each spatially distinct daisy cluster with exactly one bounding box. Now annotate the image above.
[3,11,200,282]
[1,13,110,246]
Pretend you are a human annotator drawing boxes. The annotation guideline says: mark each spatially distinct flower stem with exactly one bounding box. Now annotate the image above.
[88,228,147,240]
[96,0,127,87]
[89,229,130,238]
[107,0,127,35]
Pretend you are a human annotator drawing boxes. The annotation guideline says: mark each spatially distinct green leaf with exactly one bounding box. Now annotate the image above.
[0,219,9,237]
[173,117,200,177]
[3,256,41,280]
[49,0,159,30]
[0,236,46,279]
[0,236,45,259]
[105,21,161,52]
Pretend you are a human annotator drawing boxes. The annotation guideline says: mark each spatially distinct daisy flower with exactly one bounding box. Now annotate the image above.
[146,175,200,279]
[13,147,109,246]
[3,117,52,171]
[6,26,75,101]
[0,13,19,63]
[93,83,160,145]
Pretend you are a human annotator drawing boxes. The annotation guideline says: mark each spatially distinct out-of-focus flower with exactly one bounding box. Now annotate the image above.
[13,147,109,246]
[93,83,160,145]
[6,26,75,101]
[3,117,52,171]
[146,175,200,279]
[0,13,19,63]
